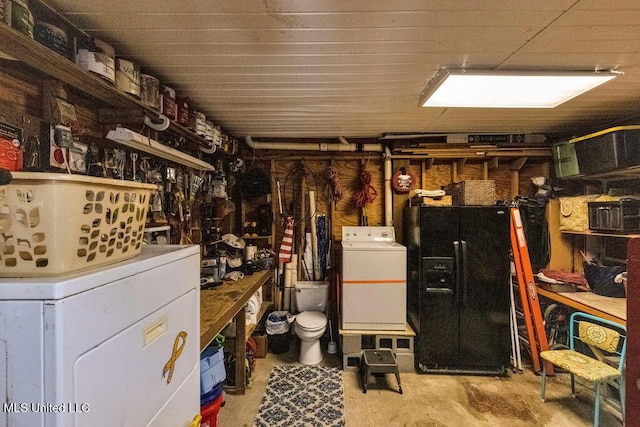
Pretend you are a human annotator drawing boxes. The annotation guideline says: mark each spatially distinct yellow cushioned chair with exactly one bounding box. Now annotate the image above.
[540,311,626,427]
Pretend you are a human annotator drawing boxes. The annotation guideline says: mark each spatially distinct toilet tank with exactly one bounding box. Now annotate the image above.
[294,281,329,312]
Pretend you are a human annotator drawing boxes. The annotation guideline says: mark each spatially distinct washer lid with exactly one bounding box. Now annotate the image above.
[297,311,327,329]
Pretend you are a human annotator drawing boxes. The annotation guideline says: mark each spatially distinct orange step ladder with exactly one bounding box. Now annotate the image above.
[510,207,554,375]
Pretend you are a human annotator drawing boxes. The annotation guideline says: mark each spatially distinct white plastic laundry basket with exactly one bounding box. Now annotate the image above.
[0,172,156,277]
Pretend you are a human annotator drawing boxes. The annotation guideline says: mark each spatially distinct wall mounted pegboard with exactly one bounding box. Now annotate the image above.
[0,104,49,171]
[0,105,43,143]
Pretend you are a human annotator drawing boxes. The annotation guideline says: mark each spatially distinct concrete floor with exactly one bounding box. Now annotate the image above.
[217,336,623,427]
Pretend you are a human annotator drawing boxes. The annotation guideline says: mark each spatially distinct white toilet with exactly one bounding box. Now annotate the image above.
[293,281,329,365]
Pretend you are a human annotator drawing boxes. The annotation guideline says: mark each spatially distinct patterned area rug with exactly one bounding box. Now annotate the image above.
[253,365,346,427]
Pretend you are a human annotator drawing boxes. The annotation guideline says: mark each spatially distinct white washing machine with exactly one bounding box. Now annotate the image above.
[341,226,406,331]
[0,245,201,427]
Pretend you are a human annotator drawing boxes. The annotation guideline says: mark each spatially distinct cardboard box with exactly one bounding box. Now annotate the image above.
[252,333,268,358]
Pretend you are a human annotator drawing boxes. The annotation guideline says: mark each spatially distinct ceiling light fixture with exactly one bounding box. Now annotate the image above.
[419,69,619,108]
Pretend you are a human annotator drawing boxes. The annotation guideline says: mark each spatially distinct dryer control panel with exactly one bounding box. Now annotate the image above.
[342,226,395,242]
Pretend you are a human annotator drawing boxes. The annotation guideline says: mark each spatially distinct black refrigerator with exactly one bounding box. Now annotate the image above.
[403,205,511,375]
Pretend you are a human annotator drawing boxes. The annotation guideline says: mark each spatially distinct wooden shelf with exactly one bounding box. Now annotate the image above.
[246,301,272,338]
[106,127,214,170]
[0,24,219,151]
[536,286,626,326]
[390,143,552,159]
[561,230,640,239]
[561,166,640,182]
[239,196,275,250]
[144,225,171,232]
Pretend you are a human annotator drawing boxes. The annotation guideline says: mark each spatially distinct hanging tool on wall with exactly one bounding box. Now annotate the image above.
[391,166,417,194]
[510,207,554,376]
[353,160,377,226]
[276,177,284,225]
[324,165,343,202]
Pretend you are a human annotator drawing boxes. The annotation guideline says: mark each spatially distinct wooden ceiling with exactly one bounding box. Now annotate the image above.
[47,0,640,140]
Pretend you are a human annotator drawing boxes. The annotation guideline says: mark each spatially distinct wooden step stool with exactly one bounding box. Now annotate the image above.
[362,349,402,394]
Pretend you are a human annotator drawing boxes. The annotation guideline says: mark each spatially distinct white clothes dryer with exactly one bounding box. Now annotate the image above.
[0,245,201,427]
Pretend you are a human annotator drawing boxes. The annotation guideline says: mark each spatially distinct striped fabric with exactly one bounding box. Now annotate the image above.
[278,216,295,264]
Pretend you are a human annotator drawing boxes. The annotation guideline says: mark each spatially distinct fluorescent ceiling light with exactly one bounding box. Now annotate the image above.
[419,69,618,108]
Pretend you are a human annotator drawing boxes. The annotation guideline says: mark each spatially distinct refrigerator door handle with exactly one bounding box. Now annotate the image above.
[461,240,468,306]
[425,288,454,294]
[453,241,460,302]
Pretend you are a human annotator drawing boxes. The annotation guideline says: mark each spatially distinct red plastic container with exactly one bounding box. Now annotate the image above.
[200,392,224,427]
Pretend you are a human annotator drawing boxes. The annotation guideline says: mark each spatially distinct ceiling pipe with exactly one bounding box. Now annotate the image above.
[245,136,383,152]
[245,136,394,226]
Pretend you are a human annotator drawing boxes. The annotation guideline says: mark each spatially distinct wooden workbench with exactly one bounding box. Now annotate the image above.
[200,269,272,394]
[536,286,626,326]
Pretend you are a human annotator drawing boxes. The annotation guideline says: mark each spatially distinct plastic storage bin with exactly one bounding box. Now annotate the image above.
[201,382,223,407]
[200,392,224,427]
[573,126,640,174]
[552,140,581,178]
[0,172,155,277]
[588,199,640,232]
[200,345,226,395]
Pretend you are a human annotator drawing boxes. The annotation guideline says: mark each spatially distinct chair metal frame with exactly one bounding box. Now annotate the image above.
[540,311,626,427]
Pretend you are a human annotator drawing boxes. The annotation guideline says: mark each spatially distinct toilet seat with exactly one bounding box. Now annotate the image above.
[296,311,327,332]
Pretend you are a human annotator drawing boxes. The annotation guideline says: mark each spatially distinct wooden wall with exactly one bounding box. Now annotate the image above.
[241,149,549,260]
[244,152,387,271]
[1,62,104,139]
[1,64,46,139]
